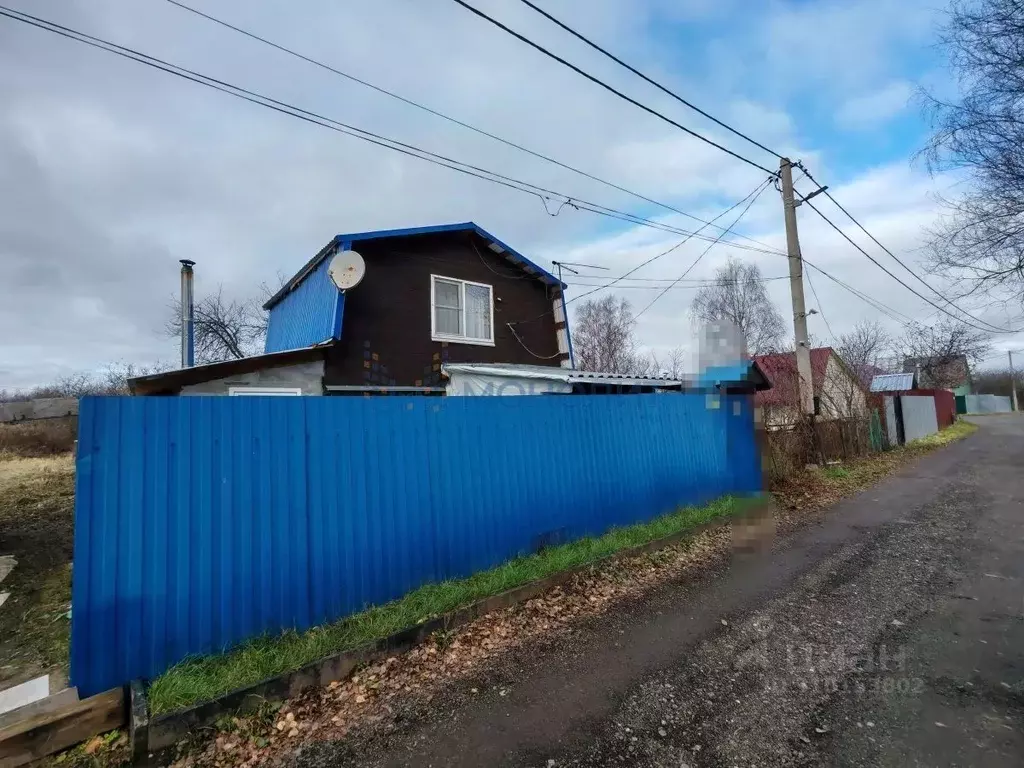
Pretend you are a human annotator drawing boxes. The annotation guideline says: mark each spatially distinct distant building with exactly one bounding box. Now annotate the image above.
[902,355,971,396]
[753,347,868,427]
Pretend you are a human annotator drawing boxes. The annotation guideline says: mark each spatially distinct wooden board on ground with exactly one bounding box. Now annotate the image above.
[0,687,124,767]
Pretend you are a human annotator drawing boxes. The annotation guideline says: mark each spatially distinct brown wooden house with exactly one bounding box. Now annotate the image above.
[130,223,570,396]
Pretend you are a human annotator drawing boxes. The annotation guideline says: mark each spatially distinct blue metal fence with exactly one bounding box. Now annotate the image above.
[71,393,758,696]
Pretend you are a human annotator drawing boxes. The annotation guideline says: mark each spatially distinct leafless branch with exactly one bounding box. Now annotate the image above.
[572,295,650,374]
[690,258,786,354]
[167,286,268,363]
[919,0,1024,303]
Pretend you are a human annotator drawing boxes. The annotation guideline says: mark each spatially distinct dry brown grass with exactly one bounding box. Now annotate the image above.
[0,416,77,458]
[0,452,76,687]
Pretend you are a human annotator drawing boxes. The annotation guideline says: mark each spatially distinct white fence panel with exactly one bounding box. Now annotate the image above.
[964,394,1012,414]
[900,395,939,442]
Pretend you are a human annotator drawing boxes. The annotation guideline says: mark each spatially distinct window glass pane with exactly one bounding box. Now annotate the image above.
[465,283,492,340]
[435,306,461,336]
[434,279,461,309]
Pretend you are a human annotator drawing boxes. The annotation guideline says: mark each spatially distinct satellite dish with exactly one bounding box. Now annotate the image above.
[328,249,365,291]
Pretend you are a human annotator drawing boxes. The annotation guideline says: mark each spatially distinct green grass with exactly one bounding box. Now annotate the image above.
[822,466,851,480]
[148,494,757,714]
[907,419,978,449]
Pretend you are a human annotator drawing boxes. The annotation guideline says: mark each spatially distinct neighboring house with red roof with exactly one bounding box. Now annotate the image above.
[753,347,868,427]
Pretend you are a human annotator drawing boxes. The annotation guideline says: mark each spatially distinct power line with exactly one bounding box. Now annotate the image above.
[800,259,917,327]
[798,194,1014,334]
[569,276,782,288]
[447,0,778,176]
[0,5,782,259]
[510,178,774,326]
[497,0,1018,335]
[566,277,788,291]
[796,164,1014,334]
[634,180,772,320]
[513,0,782,161]
[803,265,836,340]
[162,0,786,257]
[15,3,967,342]
[562,179,774,310]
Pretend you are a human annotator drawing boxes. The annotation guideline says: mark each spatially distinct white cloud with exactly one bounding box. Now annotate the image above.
[836,81,914,130]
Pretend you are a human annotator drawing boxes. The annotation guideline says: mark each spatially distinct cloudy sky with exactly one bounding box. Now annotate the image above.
[1,0,1021,389]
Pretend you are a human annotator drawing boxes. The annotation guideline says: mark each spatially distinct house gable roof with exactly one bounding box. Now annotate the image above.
[902,355,970,388]
[753,347,852,407]
[264,222,564,311]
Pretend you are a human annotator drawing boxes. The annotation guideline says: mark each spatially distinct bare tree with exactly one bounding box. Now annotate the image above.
[649,346,687,378]
[167,286,268,364]
[573,295,648,374]
[29,373,98,399]
[101,361,174,394]
[897,319,990,389]
[1,360,172,401]
[837,320,893,387]
[919,0,1024,302]
[691,258,786,354]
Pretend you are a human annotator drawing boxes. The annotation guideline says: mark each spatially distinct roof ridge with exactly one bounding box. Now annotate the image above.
[263,222,563,310]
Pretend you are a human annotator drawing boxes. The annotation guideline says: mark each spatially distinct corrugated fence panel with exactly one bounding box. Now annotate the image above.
[899,394,939,442]
[964,394,1012,414]
[71,393,759,696]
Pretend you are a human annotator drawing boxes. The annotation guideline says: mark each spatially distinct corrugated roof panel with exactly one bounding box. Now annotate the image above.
[265,258,343,353]
[870,373,915,392]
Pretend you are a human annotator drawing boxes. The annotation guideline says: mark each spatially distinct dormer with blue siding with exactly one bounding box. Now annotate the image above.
[261,223,571,390]
[264,241,348,353]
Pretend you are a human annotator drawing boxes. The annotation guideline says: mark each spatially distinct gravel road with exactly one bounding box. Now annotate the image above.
[293,415,1024,768]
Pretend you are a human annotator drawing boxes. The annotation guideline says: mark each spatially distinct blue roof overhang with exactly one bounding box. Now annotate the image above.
[264,222,565,310]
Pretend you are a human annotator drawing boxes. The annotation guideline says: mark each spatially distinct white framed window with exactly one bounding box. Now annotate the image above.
[228,387,303,396]
[430,274,494,346]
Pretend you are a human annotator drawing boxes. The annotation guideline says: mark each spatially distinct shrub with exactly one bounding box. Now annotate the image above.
[0,417,77,458]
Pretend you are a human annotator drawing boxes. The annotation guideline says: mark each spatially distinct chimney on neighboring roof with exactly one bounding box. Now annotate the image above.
[180,259,196,368]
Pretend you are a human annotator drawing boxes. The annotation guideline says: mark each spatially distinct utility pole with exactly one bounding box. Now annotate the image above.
[1010,350,1019,411]
[779,158,815,417]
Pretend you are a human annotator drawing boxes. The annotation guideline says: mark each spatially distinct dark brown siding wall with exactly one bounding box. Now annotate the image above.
[323,231,563,388]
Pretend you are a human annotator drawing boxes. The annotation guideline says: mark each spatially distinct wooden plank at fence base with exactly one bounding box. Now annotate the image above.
[0,687,125,767]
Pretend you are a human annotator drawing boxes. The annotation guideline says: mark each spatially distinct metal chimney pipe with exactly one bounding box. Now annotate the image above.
[179,259,195,368]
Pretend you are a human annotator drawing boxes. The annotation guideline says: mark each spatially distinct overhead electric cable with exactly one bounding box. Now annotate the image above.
[796,164,1014,333]
[513,0,783,160]
[162,0,786,256]
[0,5,782,258]
[509,178,774,327]
[447,0,777,176]
[633,180,772,320]
[799,194,1013,333]
[803,265,837,340]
